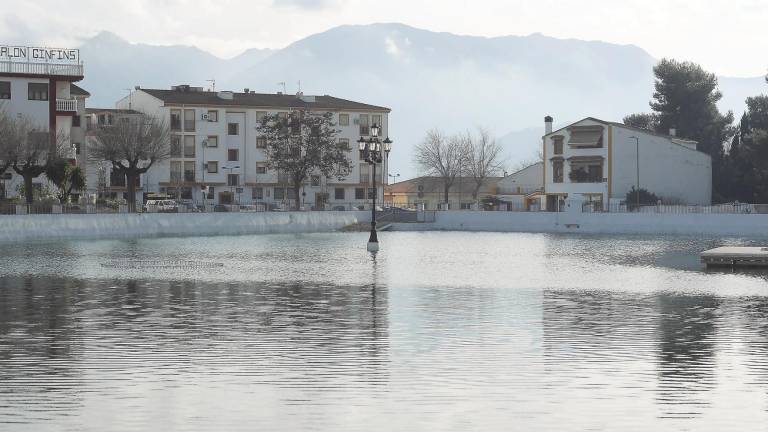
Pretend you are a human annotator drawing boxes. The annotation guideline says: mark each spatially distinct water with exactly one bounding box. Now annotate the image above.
[0,231,767,431]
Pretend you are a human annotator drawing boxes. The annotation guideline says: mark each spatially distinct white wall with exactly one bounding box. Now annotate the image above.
[497,162,543,194]
[393,210,768,236]
[612,127,711,205]
[0,211,370,242]
[2,77,49,126]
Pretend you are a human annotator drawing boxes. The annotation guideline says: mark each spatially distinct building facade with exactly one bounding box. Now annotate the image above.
[385,176,501,210]
[496,162,543,210]
[0,45,84,199]
[541,116,712,211]
[113,85,391,208]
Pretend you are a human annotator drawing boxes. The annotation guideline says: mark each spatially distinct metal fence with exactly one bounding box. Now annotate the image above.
[590,202,768,215]
[0,200,383,215]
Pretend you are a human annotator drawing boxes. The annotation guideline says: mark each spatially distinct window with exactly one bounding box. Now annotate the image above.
[183,136,195,158]
[207,110,218,122]
[338,138,350,151]
[287,188,296,199]
[0,81,9,99]
[338,113,349,126]
[255,163,267,174]
[72,115,81,127]
[228,149,239,161]
[368,188,376,199]
[227,174,239,186]
[461,202,473,210]
[74,142,81,155]
[335,187,345,200]
[553,136,563,155]
[568,125,604,148]
[274,187,285,200]
[207,186,215,200]
[252,187,263,200]
[372,114,382,130]
[181,187,193,200]
[170,135,181,157]
[170,161,182,182]
[256,136,267,149]
[170,109,181,131]
[355,187,365,200]
[553,160,563,183]
[207,161,218,173]
[228,122,239,135]
[184,109,195,131]
[359,114,369,135]
[184,161,195,182]
[110,170,126,187]
[311,175,320,187]
[255,111,267,123]
[28,83,48,101]
[206,136,218,148]
[359,164,370,183]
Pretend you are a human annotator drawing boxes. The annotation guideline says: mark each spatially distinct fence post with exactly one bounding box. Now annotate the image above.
[15,204,27,215]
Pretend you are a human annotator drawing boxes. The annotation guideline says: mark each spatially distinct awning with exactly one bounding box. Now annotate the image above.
[568,126,604,147]
[567,155,604,163]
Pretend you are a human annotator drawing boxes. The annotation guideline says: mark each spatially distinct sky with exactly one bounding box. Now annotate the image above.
[0,0,766,78]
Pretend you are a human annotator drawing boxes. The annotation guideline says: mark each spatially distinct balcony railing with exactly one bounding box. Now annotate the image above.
[56,98,77,112]
[0,61,83,77]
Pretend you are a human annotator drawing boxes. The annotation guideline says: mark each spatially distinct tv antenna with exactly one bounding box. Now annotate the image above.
[206,79,216,92]
[297,80,301,94]
[277,81,286,94]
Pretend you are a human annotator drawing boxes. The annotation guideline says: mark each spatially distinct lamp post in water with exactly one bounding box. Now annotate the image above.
[358,123,392,252]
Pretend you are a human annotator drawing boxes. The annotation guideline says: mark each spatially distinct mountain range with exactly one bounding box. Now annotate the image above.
[77,23,767,178]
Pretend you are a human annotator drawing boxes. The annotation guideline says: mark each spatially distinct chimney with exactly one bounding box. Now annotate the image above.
[669,128,676,137]
[544,115,553,134]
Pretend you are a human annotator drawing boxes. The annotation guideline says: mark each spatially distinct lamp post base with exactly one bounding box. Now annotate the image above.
[367,241,379,252]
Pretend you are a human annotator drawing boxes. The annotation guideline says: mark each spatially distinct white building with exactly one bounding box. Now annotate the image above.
[0,45,85,199]
[541,116,712,211]
[113,85,391,208]
[496,162,543,210]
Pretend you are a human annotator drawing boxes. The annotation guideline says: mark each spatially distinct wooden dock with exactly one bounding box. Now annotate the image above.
[701,246,768,268]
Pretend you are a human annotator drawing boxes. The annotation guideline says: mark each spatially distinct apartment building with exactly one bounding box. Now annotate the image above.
[541,116,711,211]
[0,45,84,199]
[114,85,391,208]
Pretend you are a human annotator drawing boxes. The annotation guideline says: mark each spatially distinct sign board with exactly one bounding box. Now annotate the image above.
[0,45,80,64]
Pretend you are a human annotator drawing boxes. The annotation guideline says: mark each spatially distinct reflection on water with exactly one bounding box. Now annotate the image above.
[0,232,767,431]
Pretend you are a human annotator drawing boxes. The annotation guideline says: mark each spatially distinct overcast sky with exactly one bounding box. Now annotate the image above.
[1,0,766,77]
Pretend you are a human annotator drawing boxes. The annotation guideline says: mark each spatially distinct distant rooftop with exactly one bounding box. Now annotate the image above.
[138,85,390,112]
[70,83,90,97]
[387,176,501,195]
[85,108,141,115]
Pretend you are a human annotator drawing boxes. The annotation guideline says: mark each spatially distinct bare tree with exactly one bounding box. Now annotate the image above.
[89,113,170,210]
[0,110,12,176]
[414,129,466,206]
[464,127,503,202]
[257,110,352,210]
[5,115,69,204]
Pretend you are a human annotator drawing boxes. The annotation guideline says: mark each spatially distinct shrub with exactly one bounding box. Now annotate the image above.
[626,187,659,210]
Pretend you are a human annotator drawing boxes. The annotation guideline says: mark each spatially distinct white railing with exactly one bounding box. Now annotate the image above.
[56,98,77,112]
[0,61,83,77]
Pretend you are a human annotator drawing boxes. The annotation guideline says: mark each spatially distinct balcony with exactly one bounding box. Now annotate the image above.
[0,61,83,77]
[56,98,78,112]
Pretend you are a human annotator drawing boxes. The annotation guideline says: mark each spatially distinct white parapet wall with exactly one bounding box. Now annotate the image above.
[0,211,371,242]
[393,211,768,237]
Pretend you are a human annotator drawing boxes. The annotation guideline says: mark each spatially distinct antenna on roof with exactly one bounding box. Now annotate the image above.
[297,80,301,94]
[123,88,132,110]
[206,79,216,92]
[277,81,286,94]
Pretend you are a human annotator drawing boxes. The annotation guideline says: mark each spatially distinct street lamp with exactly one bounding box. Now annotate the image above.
[358,123,392,252]
[629,136,640,209]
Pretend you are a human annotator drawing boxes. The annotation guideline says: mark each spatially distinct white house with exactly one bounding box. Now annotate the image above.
[113,85,392,208]
[496,162,543,210]
[541,116,712,211]
[0,45,85,199]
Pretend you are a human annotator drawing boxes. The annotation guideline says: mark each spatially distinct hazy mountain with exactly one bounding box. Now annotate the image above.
[77,24,767,178]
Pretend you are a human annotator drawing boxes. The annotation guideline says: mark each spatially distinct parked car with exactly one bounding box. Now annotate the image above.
[143,200,178,213]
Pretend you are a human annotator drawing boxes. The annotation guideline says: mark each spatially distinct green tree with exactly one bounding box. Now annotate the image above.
[726,95,768,202]
[622,113,659,131]
[256,110,352,210]
[625,59,734,201]
[45,159,86,203]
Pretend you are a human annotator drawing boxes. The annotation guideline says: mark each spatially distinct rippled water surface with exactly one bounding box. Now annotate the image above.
[1,231,768,431]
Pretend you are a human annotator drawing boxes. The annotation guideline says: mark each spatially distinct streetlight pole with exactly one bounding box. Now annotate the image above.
[630,136,640,209]
[358,123,393,252]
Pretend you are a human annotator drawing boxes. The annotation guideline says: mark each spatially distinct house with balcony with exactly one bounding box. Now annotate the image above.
[0,45,85,199]
[541,116,711,211]
[113,85,392,207]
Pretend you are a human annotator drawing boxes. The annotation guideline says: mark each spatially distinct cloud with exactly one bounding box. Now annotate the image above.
[272,0,338,10]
